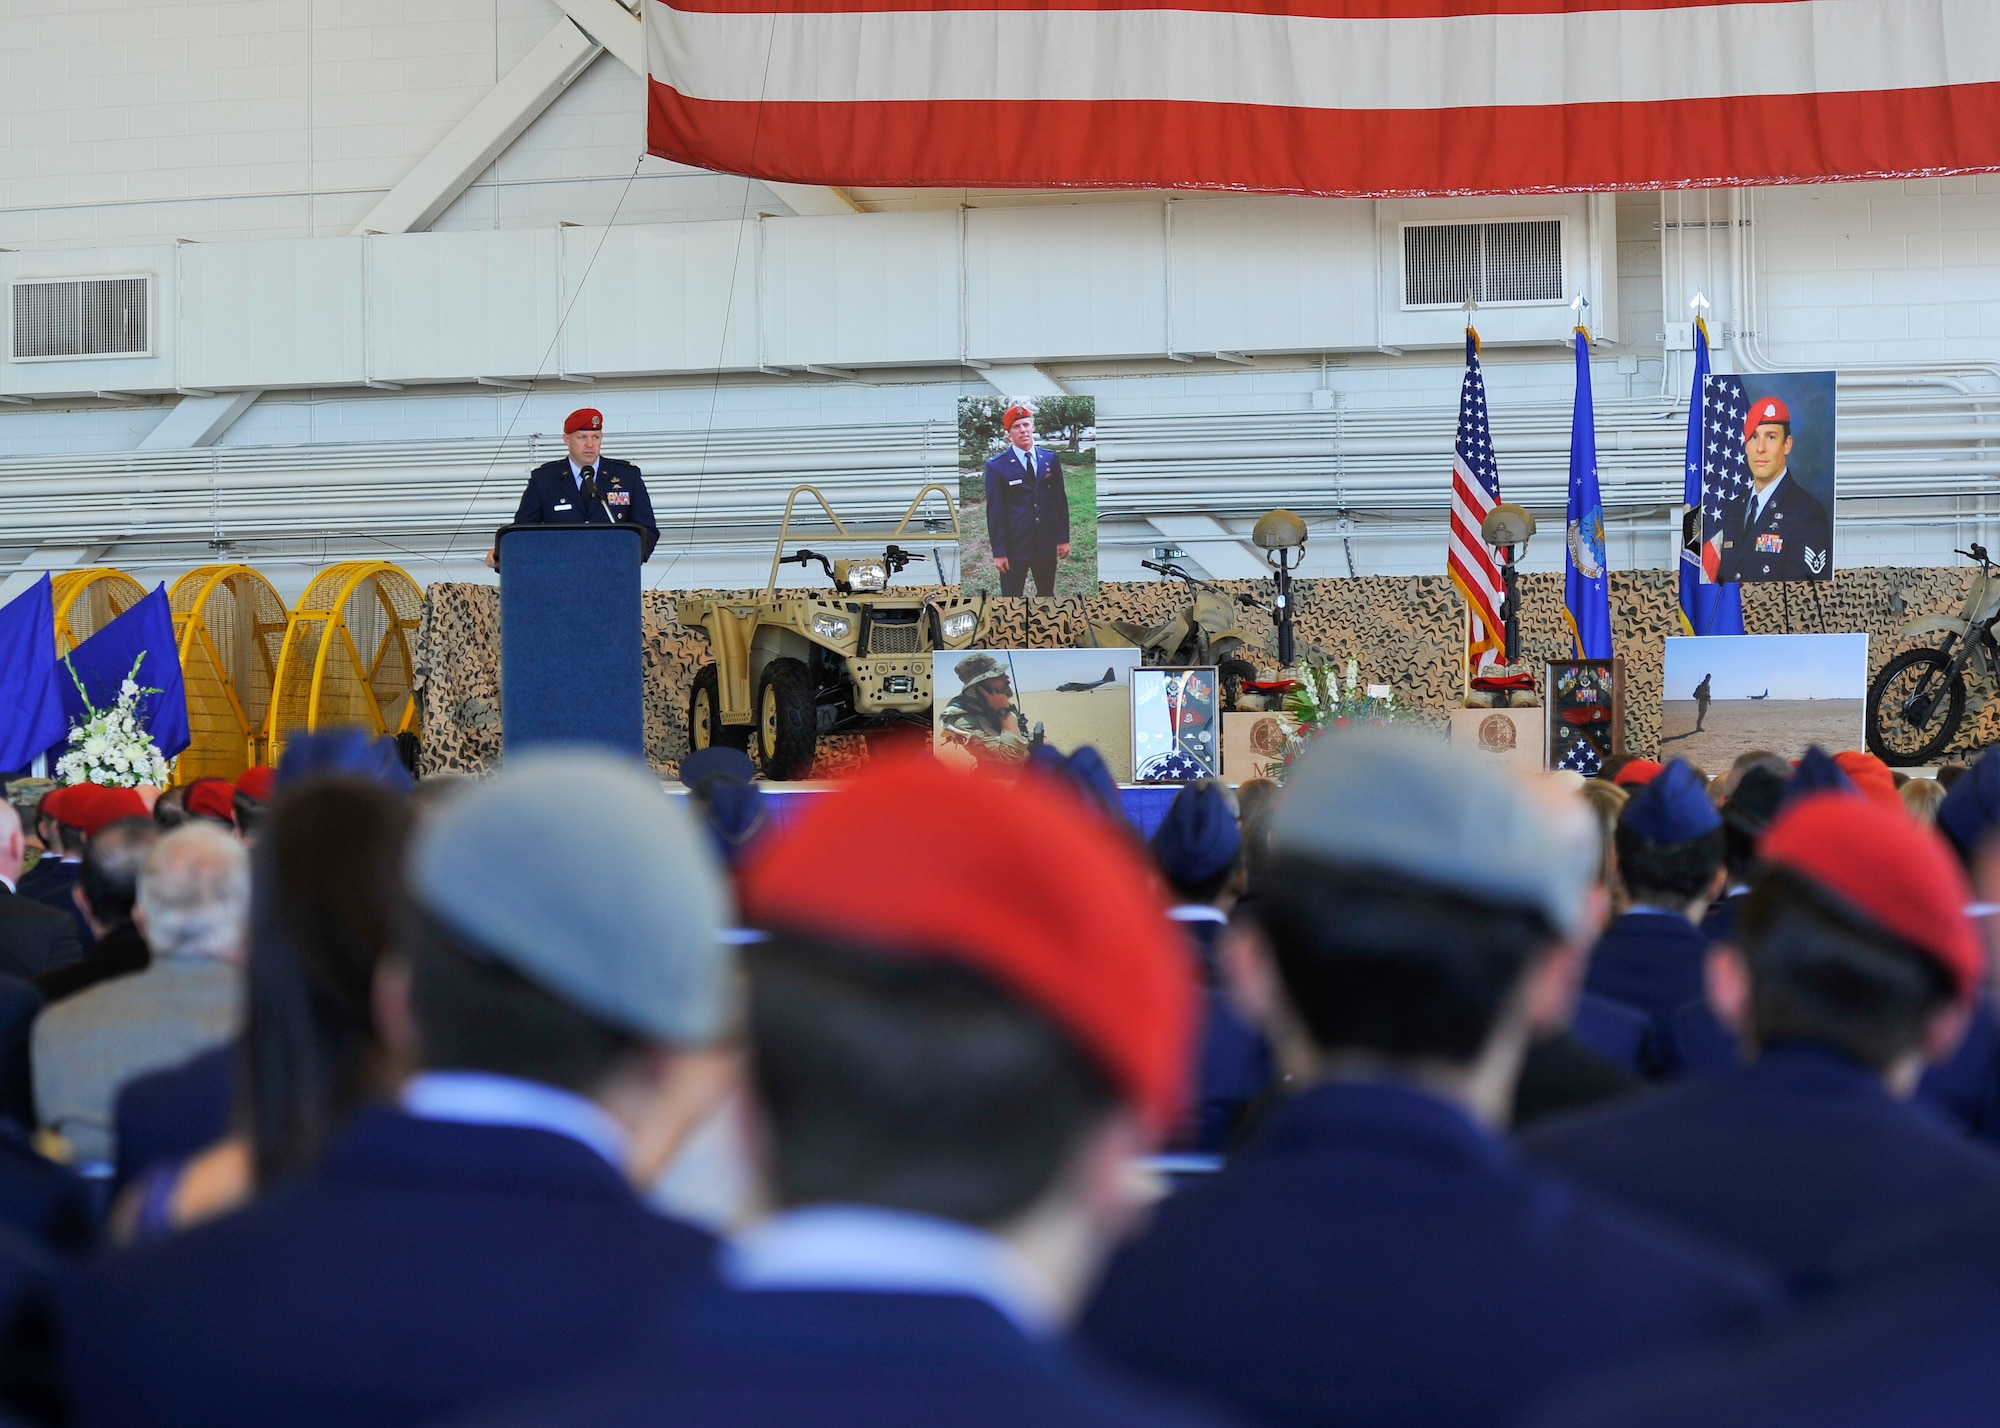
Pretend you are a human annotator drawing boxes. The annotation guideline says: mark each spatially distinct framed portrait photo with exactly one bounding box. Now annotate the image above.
[1132,667,1221,783]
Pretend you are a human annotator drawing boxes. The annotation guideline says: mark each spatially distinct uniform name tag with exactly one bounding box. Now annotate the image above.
[553,502,573,512]
[1756,533,1783,553]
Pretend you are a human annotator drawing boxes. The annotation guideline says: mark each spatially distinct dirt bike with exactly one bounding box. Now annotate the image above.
[1085,559,1266,707]
[1866,543,2000,766]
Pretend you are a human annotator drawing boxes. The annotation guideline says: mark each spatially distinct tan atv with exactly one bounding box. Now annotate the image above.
[679,484,992,780]
[1087,558,1268,709]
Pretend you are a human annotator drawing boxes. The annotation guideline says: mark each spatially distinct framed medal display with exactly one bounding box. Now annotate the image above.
[1546,657,1624,775]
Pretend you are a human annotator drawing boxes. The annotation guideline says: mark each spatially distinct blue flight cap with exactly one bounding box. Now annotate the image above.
[1939,747,2000,857]
[278,728,413,794]
[680,746,755,793]
[1784,745,1854,807]
[1619,759,1722,845]
[1150,780,1242,889]
[701,777,767,867]
[1063,746,1128,826]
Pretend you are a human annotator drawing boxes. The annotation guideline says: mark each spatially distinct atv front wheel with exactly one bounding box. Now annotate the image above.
[1866,647,1966,767]
[757,658,818,780]
[688,664,751,754]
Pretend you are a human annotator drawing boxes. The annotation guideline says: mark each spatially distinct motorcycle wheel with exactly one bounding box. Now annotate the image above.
[1866,648,1966,767]
[757,658,818,780]
[688,664,751,753]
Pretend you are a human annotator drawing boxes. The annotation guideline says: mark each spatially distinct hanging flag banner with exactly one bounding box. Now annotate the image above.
[0,576,65,773]
[646,0,2000,195]
[1448,330,1506,674]
[1699,371,1837,586]
[56,584,192,762]
[1564,327,1613,662]
[1678,319,1745,636]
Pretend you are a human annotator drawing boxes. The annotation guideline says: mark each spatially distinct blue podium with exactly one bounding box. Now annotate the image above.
[496,523,644,758]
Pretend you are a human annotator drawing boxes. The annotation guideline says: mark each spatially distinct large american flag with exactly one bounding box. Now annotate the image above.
[646,1,2000,195]
[1449,333,1504,673]
[1699,374,1754,584]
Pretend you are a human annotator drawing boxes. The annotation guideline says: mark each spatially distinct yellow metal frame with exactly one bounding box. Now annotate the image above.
[265,561,423,765]
[764,483,961,593]
[169,564,289,783]
[49,568,147,657]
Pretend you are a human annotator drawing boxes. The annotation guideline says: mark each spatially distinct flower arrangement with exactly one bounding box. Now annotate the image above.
[1271,655,1415,783]
[54,654,172,788]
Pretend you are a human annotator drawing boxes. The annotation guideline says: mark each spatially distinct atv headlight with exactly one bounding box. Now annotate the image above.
[940,610,978,641]
[847,561,888,593]
[810,613,852,641]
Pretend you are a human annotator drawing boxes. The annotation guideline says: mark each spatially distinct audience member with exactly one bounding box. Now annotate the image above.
[1710,749,1791,804]
[1,784,50,883]
[34,817,155,1004]
[1150,779,1270,1153]
[1937,761,1972,790]
[0,806,77,985]
[276,730,413,795]
[179,778,234,829]
[1902,776,1946,825]
[1081,733,1778,1428]
[1611,757,1665,788]
[1233,776,1280,886]
[26,786,146,952]
[65,750,738,1428]
[1832,750,1900,807]
[1525,793,2000,1295]
[231,766,276,841]
[149,786,186,829]
[1785,745,1854,803]
[1936,745,2000,868]
[1582,761,1726,1077]
[1701,765,1788,943]
[31,823,248,1169]
[1577,780,1629,916]
[113,778,413,1238]
[458,754,1225,1428]
[678,747,767,870]
[14,796,75,907]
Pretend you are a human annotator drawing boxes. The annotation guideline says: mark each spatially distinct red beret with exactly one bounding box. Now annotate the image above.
[564,408,603,436]
[1613,758,1665,788]
[44,783,149,838]
[235,766,277,803]
[183,777,235,824]
[1744,396,1791,440]
[1761,792,1984,999]
[1832,750,1901,808]
[1002,405,1033,429]
[738,755,1193,1135]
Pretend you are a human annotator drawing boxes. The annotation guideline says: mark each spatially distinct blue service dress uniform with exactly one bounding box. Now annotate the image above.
[1522,1042,2000,1297]
[512,458,658,561]
[1716,474,1832,583]
[1081,1080,1779,1428]
[981,444,1069,597]
[1582,909,1712,1079]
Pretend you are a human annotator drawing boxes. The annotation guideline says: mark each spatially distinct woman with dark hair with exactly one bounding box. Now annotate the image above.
[115,777,411,1240]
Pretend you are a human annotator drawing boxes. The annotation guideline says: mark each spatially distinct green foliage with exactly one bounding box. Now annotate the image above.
[1034,396,1095,451]
[956,396,1096,465]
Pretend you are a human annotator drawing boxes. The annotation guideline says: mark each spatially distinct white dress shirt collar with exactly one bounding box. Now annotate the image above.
[399,1070,629,1172]
[568,457,596,486]
[1752,471,1786,522]
[0,875,12,895]
[721,1204,1060,1337]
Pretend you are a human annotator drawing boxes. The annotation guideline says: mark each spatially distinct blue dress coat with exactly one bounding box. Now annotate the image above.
[1523,1042,2000,1296]
[511,457,658,561]
[982,445,1069,565]
[63,1109,715,1428]
[1081,1081,1780,1428]
[1583,910,1712,1078]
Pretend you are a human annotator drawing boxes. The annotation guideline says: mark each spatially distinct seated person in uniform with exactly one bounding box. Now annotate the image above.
[1081,733,1779,1428]
[1525,791,2000,1297]
[1581,761,1727,1077]
[448,756,1231,1428]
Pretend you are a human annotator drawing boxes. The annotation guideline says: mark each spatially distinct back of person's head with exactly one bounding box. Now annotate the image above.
[233,766,277,840]
[738,756,1189,1227]
[1902,778,1947,826]
[1613,760,1725,908]
[276,729,414,796]
[1937,746,2000,869]
[1719,765,1788,884]
[1149,779,1242,905]
[1234,777,1280,883]
[1577,779,1629,901]
[150,786,187,829]
[401,749,732,1094]
[242,778,412,1186]
[136,822,251,964]
[1734,794,1982,1073]
[79,817,159,926]
[181,776,236,828]
[1254,732,1597,1068]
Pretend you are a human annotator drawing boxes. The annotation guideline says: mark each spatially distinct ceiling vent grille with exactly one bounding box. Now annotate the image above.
[10,277,151,360]
[1403,221,1562,307]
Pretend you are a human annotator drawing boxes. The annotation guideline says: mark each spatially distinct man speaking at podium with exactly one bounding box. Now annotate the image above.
[486,409,659,568]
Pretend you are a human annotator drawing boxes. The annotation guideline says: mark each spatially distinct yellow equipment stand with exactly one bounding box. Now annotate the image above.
[266,562,423,766]
[169,566,290,784]
[50,568,147,658]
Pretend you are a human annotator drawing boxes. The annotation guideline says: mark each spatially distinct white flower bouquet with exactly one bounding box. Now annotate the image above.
[54,653,172,788]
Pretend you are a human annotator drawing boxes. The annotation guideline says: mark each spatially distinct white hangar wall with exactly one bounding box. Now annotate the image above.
[1,1,1998,601]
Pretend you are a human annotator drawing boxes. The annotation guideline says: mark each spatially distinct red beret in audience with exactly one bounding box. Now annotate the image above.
[234,766,276,803]
[1613,758,1665,788]
[183,777,235,824]
[43,783,149,837]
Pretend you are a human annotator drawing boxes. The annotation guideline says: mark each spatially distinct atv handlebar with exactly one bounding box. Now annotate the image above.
[1140,558,1200,584]
[1959,544,1993,568]
[782,548,836,582]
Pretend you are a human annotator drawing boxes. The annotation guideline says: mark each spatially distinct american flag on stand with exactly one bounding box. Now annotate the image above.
[1448,332,1506,674]
[1699,375,1754,583]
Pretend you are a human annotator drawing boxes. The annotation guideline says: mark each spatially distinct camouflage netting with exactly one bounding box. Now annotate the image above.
[412,566,1989,778]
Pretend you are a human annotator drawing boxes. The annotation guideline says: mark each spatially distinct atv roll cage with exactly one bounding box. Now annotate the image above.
[765,484,961,594]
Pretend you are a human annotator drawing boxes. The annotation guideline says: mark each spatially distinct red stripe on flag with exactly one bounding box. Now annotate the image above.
[659,0,1782,15]
[648,80,2000,194]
